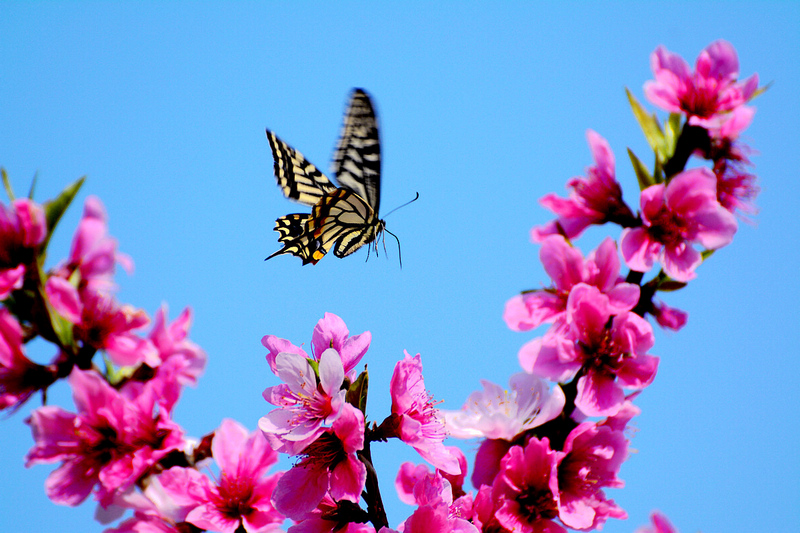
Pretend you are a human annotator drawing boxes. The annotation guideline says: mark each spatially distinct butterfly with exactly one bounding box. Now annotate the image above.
[265,88,390,265]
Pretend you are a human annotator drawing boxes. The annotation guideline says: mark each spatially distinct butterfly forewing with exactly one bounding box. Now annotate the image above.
[266,130,337,206]
[332,89,381,213]
[308,189,383,259]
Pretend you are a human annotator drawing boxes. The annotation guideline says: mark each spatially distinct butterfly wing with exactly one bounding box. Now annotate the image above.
[309,189,383,259]
[266,129,337,206]
[331,89,381,213]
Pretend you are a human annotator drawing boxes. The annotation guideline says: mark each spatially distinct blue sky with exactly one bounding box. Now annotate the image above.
[1,2,798,532]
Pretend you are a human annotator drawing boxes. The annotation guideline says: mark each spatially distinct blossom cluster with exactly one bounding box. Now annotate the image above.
[1,38,760,533]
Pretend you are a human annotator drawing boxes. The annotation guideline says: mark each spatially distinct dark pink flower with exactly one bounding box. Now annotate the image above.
[390,352,460,475]
[644,40,758,128]
[520,284,658,417]
[259,348,346,455]
[398,470,479,533]
[158,419,284,533]
[0,198,46,299]
[0,308,51,411]
[620,168,738,282]
[636,512,678,533]
[262,312,369,380]
[556,422,627,530]
[272,403,366,521]
[25,369,184,507]
[147,305,207,385]
[533,131,634,242]
[287,494,376,533]
[651,300,688,331]
[45,278,158,367]
[491,438,566,533]
[396,447,469,506]
[505,236,640,333]
[59,196,132,294]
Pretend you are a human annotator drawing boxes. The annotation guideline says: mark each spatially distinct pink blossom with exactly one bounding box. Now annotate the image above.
[103,511,185,533]
[59,196,133,294]
[262,312,370,380]
[443,372,565,441]
[651,300,688,331]
[520,284,658,417]
[556,422,627,530]
[45,278,158,367]
[390,352,461,475]
[259,348,346,455]
[272,403,366,521]
[0,198,46,299]
[644,40,758,128]
[636,512,678,533]
[398,470,479,533]
[0,308,50,410]
[25,369,184,507]
[491,438,566,533]
[396,448,469,506]
[533,131,634,242]
[147,305,207,386]
[620,168,738,282]
[157,419,285,533]
[505,235,640,333]
[287,494,375,533]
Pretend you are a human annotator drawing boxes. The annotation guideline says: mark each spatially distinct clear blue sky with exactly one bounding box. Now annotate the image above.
[1,2,798,532]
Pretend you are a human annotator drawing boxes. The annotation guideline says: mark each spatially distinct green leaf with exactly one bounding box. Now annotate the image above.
[347,367,369,415]
[627,148,655,190]
[701,249,716,261]
[2,168,14,201]
[626,88,667,161]
[27,171,39,199]
[41,281,76,349]
[664,113,682,160]
[42,176,86,252]
[657,280,688,292]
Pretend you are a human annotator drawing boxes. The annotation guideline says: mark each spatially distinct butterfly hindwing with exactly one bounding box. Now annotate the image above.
[266,130,336,206]
[332,89,381,213]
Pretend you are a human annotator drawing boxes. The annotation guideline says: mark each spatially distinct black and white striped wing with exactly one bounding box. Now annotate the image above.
[309,189,384,259]
[266,129,337,206]
[331,89,381,213]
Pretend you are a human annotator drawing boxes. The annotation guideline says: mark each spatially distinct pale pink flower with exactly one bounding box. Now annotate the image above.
[443,372,565,441]
[533,130,634,242]
[45,278,158,367]
[620,168,738,282]
[505,236,640,333]
[556,422,627,530]
[272,403,366,520]
[0,198,46,299]
[0,308,51,410]
[644,40,758,128]
[491,437,566,533]
[636,512,678,533]
[262,312,370,380]
[25,369,184,507]
[157,419,284,533]
[520,284,658,417]
[389,352,461,475]
[259,348,346,455]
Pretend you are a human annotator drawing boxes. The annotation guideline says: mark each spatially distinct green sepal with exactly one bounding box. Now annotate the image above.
[701,249,716,261]
[626,88,667,162]
[307,358,320,376]
[627,148,656,190]
[28,172,39,200]
[42,176,85,253]
[750,80,772,100]
[664,113,682,161]
[104,353,137,386]
[40,277,76,349]
[2,168,14,201]
[347,367,369,416]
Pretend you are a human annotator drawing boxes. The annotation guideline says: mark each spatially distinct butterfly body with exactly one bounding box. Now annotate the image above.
[266,89,386,265]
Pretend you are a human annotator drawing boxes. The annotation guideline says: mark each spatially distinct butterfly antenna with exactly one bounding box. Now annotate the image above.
[384,227,403,268]
[382,192,420,219]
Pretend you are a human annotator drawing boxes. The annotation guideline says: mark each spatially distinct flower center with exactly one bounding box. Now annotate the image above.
[517,486,559,521]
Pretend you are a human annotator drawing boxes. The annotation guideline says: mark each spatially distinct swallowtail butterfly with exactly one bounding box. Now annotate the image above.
[265,89,389,265]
